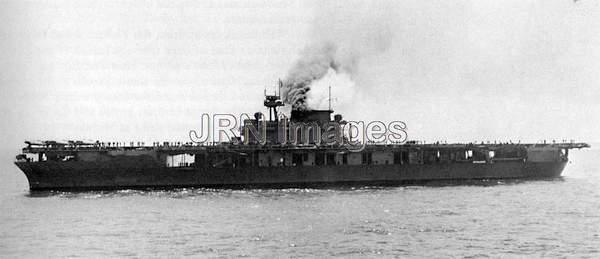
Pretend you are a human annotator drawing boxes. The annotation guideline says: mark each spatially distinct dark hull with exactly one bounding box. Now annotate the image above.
[15,160,567,191]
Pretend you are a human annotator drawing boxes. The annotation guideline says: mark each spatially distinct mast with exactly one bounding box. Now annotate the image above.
[328,85,332,111]
[278,79,283,99]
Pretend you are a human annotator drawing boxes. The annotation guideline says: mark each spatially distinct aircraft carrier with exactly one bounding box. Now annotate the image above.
[14,90,590,191]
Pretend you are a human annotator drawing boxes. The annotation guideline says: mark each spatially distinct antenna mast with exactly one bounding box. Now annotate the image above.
[278,79,283,99]
[328,85,332,111]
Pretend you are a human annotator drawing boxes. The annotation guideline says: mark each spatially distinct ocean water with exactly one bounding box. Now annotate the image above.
[0,147,599,258]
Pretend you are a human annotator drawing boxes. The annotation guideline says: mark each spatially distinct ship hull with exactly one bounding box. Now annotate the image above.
[15,160,567,191]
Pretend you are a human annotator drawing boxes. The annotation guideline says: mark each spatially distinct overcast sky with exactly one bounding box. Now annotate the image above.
[1,0,599,149]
